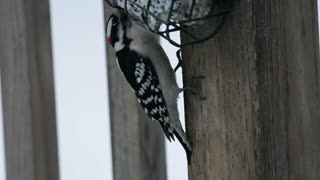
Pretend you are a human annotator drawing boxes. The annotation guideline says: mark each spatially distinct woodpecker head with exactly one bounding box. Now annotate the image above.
[106,12,130,49]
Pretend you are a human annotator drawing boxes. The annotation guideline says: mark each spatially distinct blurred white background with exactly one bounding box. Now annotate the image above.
[1,1,320,180]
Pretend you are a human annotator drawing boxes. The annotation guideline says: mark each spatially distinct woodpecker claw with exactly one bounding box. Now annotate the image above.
[180,76,206,100]
[174,61,182,72]
[174,49,182,72]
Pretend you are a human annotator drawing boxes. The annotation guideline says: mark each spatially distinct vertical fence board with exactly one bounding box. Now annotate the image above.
[182,0,320,179]
[103,4,167,180]
[0,0,59,179]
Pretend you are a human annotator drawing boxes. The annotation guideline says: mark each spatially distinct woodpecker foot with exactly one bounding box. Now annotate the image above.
[174,49,182,72]
[179,76,206,100]
[174,61,181,72]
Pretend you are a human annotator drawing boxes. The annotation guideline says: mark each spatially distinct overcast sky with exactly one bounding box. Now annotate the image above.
[1,1,320,180]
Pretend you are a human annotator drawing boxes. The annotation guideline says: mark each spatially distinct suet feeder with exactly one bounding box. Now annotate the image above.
[105,0,230,47]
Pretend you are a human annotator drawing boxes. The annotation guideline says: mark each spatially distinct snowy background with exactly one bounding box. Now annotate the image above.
[0,1,320,180]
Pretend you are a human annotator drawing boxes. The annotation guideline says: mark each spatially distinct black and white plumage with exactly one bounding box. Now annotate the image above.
[106,12,192,161]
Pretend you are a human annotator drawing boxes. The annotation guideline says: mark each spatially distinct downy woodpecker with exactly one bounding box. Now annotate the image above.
[106,12,192,162]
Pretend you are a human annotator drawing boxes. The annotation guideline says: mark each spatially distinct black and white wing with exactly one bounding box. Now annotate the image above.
[116,47,174,141]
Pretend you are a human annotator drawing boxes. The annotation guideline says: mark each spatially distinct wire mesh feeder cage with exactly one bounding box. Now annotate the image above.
[105,0,230,47]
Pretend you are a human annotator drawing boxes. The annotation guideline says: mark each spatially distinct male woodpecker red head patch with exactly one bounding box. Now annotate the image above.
[106,14,120,46]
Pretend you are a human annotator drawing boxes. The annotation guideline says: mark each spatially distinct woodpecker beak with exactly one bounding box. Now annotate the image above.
[108,37,112,44]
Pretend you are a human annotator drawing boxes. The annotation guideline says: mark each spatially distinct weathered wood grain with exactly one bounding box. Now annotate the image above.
[0,0,59,180]
[181,0,320,179]
[103,4,167,180]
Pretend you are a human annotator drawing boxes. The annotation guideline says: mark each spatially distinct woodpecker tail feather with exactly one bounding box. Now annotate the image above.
[173,126,192,164]
[159,123,175,142]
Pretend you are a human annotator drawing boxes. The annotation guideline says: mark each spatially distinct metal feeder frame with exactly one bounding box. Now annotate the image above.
[105,0,229,48]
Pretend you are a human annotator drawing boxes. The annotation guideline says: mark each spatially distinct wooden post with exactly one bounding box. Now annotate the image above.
[182,0,320,179]
[103,4,167,180]
[0,0,59,180]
